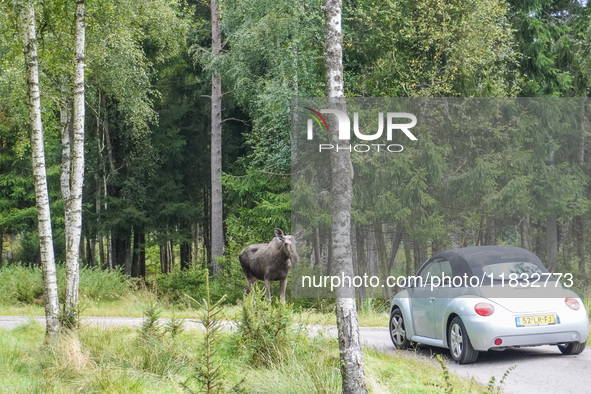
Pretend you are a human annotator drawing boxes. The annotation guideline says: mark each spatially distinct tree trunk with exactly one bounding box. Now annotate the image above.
[60,104,72,233]
[520,214,531,250]
[324,0,367,391]
[112,232,129,270]
[404,232,413,276]
[374,222,388,278]
[86,236,95,267]
[203,185,212,269]
[132,229,145,277]
[355,226,367,300]
[180,220,192,270]
[386,227,404,275]
[312,226,321,268]
[160,241,172,274]
[210,0,223,275]
[180,241,192,270]
[98,235,106,269]
[64,0,86,327]
[414,239,428,272]
[19,3,60,336]
[484,217,496,245]
[574,215,586,275]
[546,215,558,271]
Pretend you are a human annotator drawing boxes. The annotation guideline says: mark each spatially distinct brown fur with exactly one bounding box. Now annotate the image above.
[239,228,305,302]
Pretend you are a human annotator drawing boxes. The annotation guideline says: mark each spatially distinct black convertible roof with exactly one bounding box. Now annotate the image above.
[430,246,548,276]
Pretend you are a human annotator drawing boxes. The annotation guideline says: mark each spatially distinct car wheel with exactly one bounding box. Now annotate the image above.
[558,342,586,355]
[448,316,479,364]
[390,308,410,350]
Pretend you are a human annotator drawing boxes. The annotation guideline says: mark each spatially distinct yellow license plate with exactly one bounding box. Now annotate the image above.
[516,314,555,327]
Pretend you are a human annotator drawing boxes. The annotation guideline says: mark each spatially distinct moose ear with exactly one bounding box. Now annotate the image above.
[274,228,285,238]
[294,229,306,239]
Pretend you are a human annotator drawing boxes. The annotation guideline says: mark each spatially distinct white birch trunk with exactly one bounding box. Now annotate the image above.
[210,0,223,274]
[18,2,60,336]
[324,0,367,392]
[64,0,86,324]
[60,104,71,230]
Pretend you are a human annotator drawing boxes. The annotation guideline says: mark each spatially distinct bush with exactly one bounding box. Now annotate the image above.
[0,265,44,304]
[0,264,130,305]
[154,266,244,306]
[234,285,295,367]
[154,268,208,304]
[77,267,129,301]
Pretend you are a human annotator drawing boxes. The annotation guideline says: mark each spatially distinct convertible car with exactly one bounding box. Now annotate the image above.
[389,245,589,364]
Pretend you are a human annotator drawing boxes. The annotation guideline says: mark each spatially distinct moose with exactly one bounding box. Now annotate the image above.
[239,228,305,302]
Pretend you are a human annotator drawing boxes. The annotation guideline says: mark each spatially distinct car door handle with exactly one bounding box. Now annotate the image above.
[429,297,435,302]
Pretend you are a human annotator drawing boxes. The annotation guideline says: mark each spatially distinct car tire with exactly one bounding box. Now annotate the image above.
[448,316,479,364]
[390,308,410,350]
[558,341,587,355]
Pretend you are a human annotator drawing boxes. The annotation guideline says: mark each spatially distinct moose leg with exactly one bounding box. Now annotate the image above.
[264,279,272,301]
[244,276,256,295]
[279,278,287,303]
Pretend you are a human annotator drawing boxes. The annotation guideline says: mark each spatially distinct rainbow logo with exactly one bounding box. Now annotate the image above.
[304,107,329,132]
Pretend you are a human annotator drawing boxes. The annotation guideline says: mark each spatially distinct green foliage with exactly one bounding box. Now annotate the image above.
[77,267,129,301]
[0,322,488,393]
[154,264,243,306]
[346,0,519,97]
[435,355,453,394]
[221,0,325,172]
[154,267,208,303]
[235,285,295,368]
[0,265,44,304]
[140,303,163,339]
[223,168,291,244]
[164,313,186,338]
[185,274,227,393]
[484,364,517,394]
[0,264,130,305]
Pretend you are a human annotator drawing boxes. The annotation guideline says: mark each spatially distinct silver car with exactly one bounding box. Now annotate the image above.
[389,246,589,364]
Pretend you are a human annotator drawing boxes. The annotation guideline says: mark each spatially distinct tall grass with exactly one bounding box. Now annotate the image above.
[0,319,485,393]
[0,264,129,305]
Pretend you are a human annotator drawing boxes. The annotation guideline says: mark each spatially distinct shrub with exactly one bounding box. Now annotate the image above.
[154,267,243,306]
[155,268,208,304]
[235,285,295,367]
[0,265,44,304]
[0,264,130,305]
[78,267,129,301]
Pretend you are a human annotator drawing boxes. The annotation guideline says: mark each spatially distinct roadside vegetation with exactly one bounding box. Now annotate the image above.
[0,263,389,326]
[1,263,589,351]
[0,287,488,394]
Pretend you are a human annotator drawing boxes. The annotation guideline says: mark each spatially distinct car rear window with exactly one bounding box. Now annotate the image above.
[482,261,548,280]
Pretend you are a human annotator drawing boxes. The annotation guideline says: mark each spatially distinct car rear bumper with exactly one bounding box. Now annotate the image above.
[462,313,589,351]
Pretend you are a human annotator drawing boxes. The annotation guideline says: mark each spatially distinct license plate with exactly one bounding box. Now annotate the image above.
[515,314,555,327]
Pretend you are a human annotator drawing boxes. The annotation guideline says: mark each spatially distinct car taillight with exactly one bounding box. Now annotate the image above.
[475,302,495,316]
[565,298,580,311]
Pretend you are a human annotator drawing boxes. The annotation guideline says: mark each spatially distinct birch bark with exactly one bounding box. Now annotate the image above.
[324,0,367,391]
[19,2,60,336]
[63,0,86,325]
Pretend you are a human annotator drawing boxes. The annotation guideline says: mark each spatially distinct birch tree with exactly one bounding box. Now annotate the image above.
[63,0,86,326]
[324,0,367,391]
[210,0,223,274]
[18,1,60,336]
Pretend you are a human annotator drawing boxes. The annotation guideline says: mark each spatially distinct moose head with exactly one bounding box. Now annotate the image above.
[274,228,305,265]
